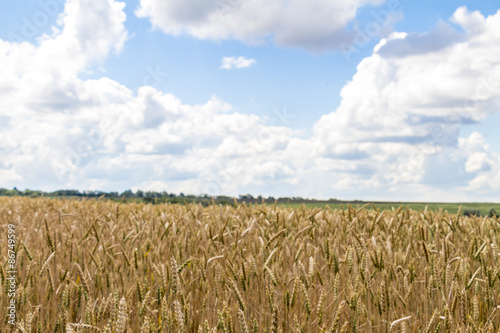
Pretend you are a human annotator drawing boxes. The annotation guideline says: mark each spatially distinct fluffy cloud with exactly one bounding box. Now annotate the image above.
[311,7,500,197]
[0,0,128,188]
[135,0,389,51]
[219,56,256,69]
[0,0,302,195]
[2,1,500,201]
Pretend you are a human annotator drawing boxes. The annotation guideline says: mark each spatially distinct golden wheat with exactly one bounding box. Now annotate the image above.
[1,197,500,331]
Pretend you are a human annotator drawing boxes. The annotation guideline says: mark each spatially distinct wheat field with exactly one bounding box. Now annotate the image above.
[1,197,500,332]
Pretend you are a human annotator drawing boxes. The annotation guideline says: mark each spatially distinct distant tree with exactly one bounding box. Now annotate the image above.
[50,189,81,197]
[463,209,481,217]
[489,208,497,218]
[143,197,155,204]
[121,190,134,198]
[23,189,41,197]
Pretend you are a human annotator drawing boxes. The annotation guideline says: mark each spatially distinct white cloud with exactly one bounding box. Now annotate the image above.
[310,7,500,198]
[0,0,302,196]
[2,1,500,201]
[465,152,491,173]
[0,0,128,188]
[219,56,256,69]
[135,0,390,51]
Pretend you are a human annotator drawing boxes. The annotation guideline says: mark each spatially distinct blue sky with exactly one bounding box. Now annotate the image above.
[0,0,499,201]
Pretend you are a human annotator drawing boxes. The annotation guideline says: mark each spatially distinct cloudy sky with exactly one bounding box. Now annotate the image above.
[1,0,500,201]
